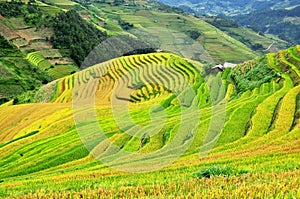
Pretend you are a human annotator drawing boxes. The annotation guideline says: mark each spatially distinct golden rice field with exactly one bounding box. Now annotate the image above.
[0,46,300,198]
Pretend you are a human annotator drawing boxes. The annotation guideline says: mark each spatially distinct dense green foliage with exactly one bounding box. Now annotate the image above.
[118,19,134,30]
[186,30,202,40]
[0,35,18,56]
[50,8,156,67]
[0,1,51,27]
[193,165,247,178]
[51,10,108,66]
[231,56,278,93]
[0,1,24,17]
[207,17,239,29]
[24,3,52,27]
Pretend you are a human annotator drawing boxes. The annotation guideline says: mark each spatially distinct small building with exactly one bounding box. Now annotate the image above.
[224,62,237,68]
[212,64,224,69]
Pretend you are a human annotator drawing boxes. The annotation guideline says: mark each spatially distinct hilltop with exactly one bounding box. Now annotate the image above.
[0,46,299,198]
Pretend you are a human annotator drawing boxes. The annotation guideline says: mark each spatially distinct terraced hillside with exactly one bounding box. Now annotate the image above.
[36,53,204,104]
[0,46,300,198]
[0,0,291,105]
[89,1,256,63]
[0,8,78,79]
[0,35,52,104]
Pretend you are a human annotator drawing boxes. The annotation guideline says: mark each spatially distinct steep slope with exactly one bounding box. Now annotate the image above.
[0,46,300,198]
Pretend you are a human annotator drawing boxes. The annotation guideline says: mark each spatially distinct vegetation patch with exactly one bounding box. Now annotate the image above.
[231,56,279,93]
[193,165,248,178]
[51,10,108,66]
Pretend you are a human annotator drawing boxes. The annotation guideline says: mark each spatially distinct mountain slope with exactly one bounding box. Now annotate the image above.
[159,0,300,16]
[0,0,259,104]
[203,16,289,53]
[1,0,292,104]
[0,46,300,198]
[233,6,300,44]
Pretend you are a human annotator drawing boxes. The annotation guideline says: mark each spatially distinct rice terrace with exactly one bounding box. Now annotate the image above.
[0,0,300,198]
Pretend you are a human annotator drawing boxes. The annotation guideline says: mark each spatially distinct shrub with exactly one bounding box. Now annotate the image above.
[193,165,248,178]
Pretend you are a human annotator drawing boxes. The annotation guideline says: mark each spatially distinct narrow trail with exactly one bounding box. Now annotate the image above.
[265,41,275,51]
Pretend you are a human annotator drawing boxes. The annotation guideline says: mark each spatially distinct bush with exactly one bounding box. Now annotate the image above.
[0,98,9,105]
[251,43,264,51]
[193,165,248,178]
[0,2,25,17]
[118,19,134,30]
[186,30,202,40]
[208,17,239,29]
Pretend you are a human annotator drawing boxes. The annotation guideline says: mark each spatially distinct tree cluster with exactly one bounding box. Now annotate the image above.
[186,30,202,40]
[0,1,25,17]
[0,1,51,27]
[51,10,108,66]
[208,17,239,29]
[118,19,134,31]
